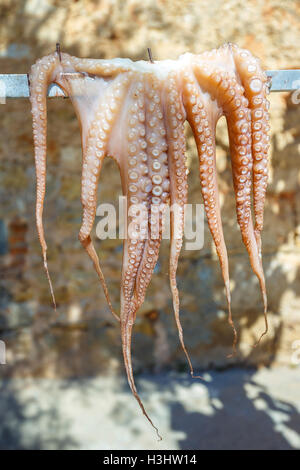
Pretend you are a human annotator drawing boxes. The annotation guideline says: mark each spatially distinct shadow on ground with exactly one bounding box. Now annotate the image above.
[0,368,299,450]
[0,379,77,450]
[168,369,300,450]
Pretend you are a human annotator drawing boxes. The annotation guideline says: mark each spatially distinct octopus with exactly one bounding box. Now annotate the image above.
[29,43,270,437]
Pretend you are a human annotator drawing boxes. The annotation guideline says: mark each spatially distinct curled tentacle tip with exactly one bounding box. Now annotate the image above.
[252,329,268,349]
[252,312,269,348]
[227,329,238,357]
[43,254,57,311]
[227,314,238,355]
[230,326,238,348]
[190,371,206,381]
[227,319,238,357]
[227,348,237,359]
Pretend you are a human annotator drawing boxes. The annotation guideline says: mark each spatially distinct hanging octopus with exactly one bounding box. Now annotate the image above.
[29,43,270,436]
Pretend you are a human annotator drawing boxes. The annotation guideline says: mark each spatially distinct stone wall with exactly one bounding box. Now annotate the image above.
[0,0,300,378]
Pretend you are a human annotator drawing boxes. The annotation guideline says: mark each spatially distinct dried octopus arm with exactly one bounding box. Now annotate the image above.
[29,53,62,310]
[230,45,270,254]
[66,56,134,78]
[220,71,268,339]
[162,73,200,376]
[120,320,161,439]
[134,73,169,311]
[108,76,149,319]
[182,70,237,351]
[225,87,268,315]
[51,57,127,322]
[107,74,161,436]
[193,61,268,339]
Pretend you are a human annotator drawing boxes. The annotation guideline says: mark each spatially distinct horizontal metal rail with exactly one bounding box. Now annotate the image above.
[0,70,299,98]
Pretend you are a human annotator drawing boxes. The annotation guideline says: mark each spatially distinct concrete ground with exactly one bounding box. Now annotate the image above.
[0,367,299,450]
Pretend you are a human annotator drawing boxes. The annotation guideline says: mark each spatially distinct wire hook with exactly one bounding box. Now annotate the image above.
[147,48,154,64]
[56,43,62,62]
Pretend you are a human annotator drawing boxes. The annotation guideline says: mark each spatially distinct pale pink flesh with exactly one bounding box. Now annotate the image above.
[182,72,237,353]
[29,44,270,435]
[193,46,269,341]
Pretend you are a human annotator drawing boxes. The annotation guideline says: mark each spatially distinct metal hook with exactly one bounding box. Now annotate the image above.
[56,43,62,62]
[266,74,272,94]
[147,48,154,64]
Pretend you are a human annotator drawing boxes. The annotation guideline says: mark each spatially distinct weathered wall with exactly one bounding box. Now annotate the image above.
[0,0,300,378]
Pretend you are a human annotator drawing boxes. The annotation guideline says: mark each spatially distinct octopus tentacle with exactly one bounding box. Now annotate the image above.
[163,72,200,377]
[121,319,161,440]
[77,76,130,322]
[29,53,61,310]
[230,45,270,255]
[134,73,169,310]
[53,61,130,322]
[182,70,237,353]
[76,81,128,323]
[220,70,269,342]
[225,80,268,340]
[193,62,268,339]
[117,77,149,317]
[108,75,161,433]
[68,56,133,77]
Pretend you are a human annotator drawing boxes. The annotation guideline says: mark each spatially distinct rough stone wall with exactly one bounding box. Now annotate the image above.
[0,0,299,378]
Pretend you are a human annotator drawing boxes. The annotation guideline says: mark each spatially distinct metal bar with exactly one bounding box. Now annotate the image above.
[266,70,300,92]
[0,70,299,98]
[0,74,67,98]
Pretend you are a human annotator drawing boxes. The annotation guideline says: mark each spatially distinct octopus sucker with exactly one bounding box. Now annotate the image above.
[29,43,271,433]
[182,71,237,353]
